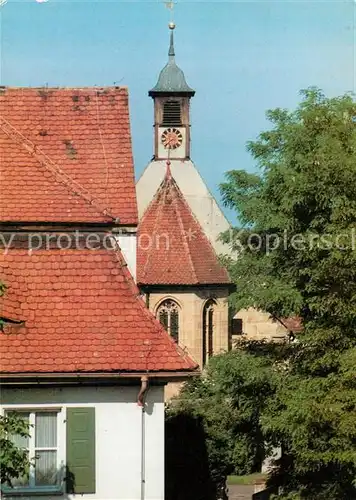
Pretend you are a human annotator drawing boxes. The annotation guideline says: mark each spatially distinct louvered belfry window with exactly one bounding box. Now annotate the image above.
[162,100,181,126]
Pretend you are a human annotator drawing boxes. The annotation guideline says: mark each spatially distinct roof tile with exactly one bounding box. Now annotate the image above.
[0,87,137,225]
[0,247,198,374]
[137,168,231,285]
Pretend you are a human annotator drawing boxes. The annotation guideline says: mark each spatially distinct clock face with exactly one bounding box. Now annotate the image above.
[161,128,183,150]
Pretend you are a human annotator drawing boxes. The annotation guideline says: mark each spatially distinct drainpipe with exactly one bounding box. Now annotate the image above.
[137,375,149,500]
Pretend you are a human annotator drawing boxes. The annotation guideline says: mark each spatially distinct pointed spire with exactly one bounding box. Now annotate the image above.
[149,22,195,96]
[168,22,175,59]
[165,160,172,180]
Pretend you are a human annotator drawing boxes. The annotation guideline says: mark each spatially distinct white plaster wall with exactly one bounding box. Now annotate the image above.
[136,160,231,256]
[116,233,137,281]
[1,385,164,500]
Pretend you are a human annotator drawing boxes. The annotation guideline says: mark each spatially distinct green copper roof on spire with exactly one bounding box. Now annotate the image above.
[168,28,175,58]
[149,23,195,95]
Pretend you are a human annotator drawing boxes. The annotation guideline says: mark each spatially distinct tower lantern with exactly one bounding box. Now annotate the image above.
[149,23,195,160]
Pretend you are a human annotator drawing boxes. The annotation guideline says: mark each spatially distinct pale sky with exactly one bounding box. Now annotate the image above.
[0,0,354,222]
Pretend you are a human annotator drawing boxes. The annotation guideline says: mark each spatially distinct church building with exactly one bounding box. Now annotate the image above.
[0,86,198,499]
[136,24,301,368]
[136,23,231,257]
[136,23,233,371]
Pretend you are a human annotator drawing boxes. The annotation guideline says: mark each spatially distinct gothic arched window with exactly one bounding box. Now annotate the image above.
[157,299,180,342]
[202,300,215,365]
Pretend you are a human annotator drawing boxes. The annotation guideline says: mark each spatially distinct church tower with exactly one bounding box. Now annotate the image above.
[149,22,195,161]
[137,163,232,374]
[136,23,231,256]
[136,24,299,381]
[136,24,234,396]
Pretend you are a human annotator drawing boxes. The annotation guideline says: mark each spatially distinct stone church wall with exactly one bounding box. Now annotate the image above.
[233,308,289,344]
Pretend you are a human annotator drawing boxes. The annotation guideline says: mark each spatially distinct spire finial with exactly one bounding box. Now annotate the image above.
[166,160,172,179]
[148,8,195,96]
[168,22,176,59]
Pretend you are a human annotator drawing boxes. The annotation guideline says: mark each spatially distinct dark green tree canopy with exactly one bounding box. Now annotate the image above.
[221,89,356,323]
[219,89,356,498]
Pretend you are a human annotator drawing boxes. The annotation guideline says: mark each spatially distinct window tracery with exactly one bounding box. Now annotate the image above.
[157,299,179,342]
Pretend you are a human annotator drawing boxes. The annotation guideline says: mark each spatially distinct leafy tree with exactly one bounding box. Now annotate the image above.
[220,89,356,498]
[0,413,31,486]
[167,343,280,498]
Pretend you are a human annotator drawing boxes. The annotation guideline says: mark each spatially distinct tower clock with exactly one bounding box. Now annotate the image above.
[148,23,195,160]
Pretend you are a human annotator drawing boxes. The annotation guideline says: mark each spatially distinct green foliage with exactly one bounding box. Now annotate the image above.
[167,343,281,496]
[227,473,267,485]
[0,413,31,486]
[220,88,356,498]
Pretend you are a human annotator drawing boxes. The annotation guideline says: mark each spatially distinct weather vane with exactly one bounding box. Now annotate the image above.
[0,0,48,4]
[164,1,176,25]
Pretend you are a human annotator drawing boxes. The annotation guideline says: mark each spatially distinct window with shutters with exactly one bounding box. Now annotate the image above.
[156,299,180,342]
[162,100,181,126]
[202,300,215,366]
[3,410,61,493]
[2,407,96,495]
[66,407,95,494]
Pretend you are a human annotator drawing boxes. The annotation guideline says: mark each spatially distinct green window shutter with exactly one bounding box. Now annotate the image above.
[66,407,95,494]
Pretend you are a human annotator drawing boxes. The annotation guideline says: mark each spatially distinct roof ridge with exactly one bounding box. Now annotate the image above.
[0,116,116,221]
[170,177,198,282]
[110,239,198,371]
[2,86,129,91]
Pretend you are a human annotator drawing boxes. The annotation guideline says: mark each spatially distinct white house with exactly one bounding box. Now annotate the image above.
[0,86,198,499]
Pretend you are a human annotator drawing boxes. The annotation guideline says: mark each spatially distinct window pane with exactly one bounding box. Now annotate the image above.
[208,308,214,356]
[170,310,179,342]
[11,457,30,488]
[35,412,57,447]
[35,450,58,486]
[159,310,169,330]
[7,412,30,449]
[203,301,215,364]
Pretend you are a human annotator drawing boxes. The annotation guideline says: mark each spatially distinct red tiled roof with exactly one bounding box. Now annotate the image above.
[0,247,198,374]
[137,168,231,285]
[279,316,303,333]
[0,87,137,225]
